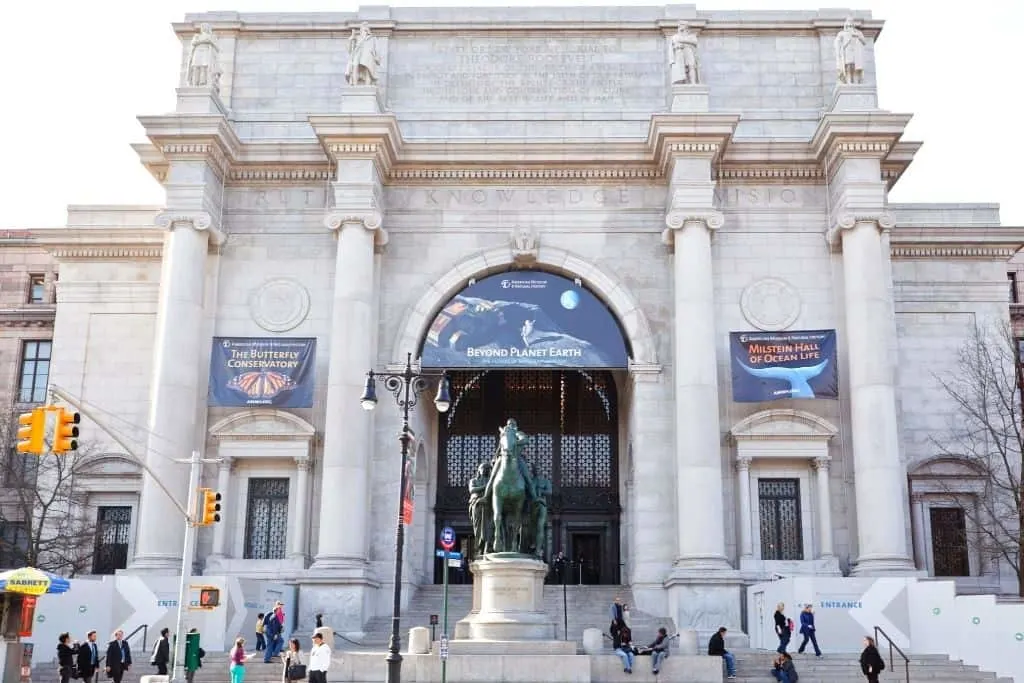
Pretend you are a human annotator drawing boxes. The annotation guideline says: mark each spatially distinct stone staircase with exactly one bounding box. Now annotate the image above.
[728,649,1014,683]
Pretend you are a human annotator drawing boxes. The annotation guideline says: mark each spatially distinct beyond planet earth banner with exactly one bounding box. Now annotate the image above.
[729,329,838,402]
[209,337,316,408]
[420,270,629,369]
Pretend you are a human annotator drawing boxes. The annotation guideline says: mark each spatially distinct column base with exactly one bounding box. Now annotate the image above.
[123,554,183,574]
[671,555,734,572]
[298,580,376,641]
[850,555,923,576]
[309,555,373,576]
[665,569,748,648]
[339,85,384,114]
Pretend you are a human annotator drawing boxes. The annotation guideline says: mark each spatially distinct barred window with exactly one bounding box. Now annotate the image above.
[930,506,970,577]
[93,506,132,575]
[758,478,804,561]
[244,478,289,560]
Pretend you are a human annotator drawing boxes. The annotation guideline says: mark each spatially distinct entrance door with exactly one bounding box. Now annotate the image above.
[435,369,621,584]
[570,532,602,585]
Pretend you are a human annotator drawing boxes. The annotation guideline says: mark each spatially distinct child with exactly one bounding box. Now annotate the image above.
[255,614,266,651]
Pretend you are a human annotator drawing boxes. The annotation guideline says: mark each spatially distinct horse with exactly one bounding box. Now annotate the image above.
[488,423,528,553]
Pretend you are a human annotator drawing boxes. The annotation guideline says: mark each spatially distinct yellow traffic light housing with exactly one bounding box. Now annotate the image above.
[53,409,81,454]
[199,488,222,526]
[16,409,46,455]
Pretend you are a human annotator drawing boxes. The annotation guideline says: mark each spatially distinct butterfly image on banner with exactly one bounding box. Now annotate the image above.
[227,370,296,401]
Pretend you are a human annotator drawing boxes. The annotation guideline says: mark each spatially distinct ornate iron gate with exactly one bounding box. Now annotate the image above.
[435,369,620,583]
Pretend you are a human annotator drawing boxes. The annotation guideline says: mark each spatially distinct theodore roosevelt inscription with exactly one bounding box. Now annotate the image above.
[386,36,665,111]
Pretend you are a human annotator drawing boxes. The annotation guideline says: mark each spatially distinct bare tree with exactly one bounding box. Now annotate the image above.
[933,321,1024,596]
[0,406,98,576]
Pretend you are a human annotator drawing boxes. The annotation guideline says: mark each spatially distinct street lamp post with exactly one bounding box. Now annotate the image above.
[360,351,451,683]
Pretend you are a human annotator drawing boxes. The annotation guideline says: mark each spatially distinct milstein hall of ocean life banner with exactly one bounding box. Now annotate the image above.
[209,337,316,408]
[729,330,838,403]
[420,270,629,369]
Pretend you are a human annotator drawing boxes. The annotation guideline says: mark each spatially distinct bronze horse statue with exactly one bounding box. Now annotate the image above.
[484,420,529,553]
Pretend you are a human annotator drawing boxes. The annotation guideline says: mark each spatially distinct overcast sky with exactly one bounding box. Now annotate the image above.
[1,0,1019,228]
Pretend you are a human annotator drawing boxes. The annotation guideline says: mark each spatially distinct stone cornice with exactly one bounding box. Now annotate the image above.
[810,111,915,179]
[0,308,55,328]
[646,113,741,175]
[136,113,243,181]
[309,114,404,181]
[889,227,1024,260]
[30,227,166,261]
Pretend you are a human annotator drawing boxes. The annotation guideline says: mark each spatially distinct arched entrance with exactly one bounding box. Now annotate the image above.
[433,369,620,584]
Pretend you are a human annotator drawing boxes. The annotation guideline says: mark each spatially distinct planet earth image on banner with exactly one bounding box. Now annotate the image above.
[560,289,580,310]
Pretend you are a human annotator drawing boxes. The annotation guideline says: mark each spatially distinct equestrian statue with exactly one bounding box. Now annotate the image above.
[468,419,551,558]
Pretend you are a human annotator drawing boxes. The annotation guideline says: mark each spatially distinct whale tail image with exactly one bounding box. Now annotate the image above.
[735,358,830,399]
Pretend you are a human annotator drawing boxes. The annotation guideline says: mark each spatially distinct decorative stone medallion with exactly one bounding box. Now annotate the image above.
[740,277,801,331]
[250,278,310,333]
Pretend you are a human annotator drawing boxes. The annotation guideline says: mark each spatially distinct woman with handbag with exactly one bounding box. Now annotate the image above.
[282,638,306,683]
[57,633,79,683]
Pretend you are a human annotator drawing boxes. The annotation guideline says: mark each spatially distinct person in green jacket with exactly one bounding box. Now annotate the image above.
[184,629,205,683]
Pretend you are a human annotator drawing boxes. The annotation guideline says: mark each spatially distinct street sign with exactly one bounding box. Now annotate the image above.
[435,550,462,559]
[447,558,461,568]
[440,526,455,551]
[439,634,449,660]
[429,614,439,626]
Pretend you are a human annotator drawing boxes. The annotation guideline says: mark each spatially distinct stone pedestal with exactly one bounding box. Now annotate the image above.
[582,628,603,655]
[456,555,555,641]
[175,87,228,115]
[829,83,878,112]
[669,83,710,113]
[340,85,385,113]
[408,627,430,654]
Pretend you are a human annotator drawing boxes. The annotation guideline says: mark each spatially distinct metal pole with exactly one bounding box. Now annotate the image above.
[441,548,450,683]
[562,562,568,641]
[386,365,414,683]
[170,450,201,683]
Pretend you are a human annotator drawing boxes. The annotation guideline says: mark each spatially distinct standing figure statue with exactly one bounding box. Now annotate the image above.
[186,23,221,92]
[468,462,494,555]
[482,419,537,553]
[669,21,700,85]
[528,464,552,559]
[834,17,866,84]
[345,22,382,86]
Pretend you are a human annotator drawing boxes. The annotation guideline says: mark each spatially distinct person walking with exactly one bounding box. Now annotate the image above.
[57,633,79,683]
[76,630,101,683]
[230,637,257,683]
[859,636,886,683]
[796,604,821,657]
[150,627,171,675]
[104,629,132,683]
[308,632,331,683]
[707,627,737,680]
[282,638,305,683]
[773,603,791,654]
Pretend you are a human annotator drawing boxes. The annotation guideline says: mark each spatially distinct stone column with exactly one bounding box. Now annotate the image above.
[833,212,915,573]
[910,493,927,570]
[664,209,730,570]
[129,211,222,572]
[210,457,233,559]
[290,456,311,560]
[311,211,386,571]
[813,457,834,558]
[735,457,754,561]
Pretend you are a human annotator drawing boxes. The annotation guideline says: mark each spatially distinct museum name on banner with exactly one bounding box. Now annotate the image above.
[729,330,838,403]
[209,337,316,408]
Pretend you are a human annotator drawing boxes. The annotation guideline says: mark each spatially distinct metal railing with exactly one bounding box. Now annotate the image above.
[125,624,149,655]
[873,625,910,683]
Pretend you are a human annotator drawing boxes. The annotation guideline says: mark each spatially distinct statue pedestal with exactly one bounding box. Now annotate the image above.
[669,83,710,113]
[829,83,879,112]
[340,85,384,114]
[455,554,554,641]
[175,87,228,115]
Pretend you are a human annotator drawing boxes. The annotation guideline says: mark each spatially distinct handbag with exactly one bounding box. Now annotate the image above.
[286,664,307,680]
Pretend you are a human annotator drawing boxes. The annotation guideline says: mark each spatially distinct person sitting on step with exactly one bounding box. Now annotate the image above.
[635,627,670,675]
[611,622,635,674]
[708,626,737,680]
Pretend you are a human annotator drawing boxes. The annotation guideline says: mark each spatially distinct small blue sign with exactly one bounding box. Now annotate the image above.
[435,550,462,560]
[440,526,455,548]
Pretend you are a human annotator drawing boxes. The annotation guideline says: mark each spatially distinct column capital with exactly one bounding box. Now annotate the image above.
[812,456,831,471]
[324,211,389,248]
[735,455,753,471]
[155,210,226,245]
[217,456,234,472]
[825,211,895,247]
[295,456,312,472]
[628,361,663,383]
[661,210,724,248]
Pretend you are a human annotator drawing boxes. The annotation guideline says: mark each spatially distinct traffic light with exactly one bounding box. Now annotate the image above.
[16,409,46,455]
[52,408,81,454]
[198,488,222,526]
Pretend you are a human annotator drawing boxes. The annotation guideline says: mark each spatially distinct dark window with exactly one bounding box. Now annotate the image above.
[92,506,132,575]
[0,522,29,568]
[758,478,804,561]
[244,478,289,560]
[1010,272,1019,304]
[3,447,39,488]
[930,506,970,577]
[18,340,52,403]
[28,274,45,304]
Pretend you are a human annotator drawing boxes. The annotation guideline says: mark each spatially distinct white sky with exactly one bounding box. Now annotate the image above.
[1,0,1019,228]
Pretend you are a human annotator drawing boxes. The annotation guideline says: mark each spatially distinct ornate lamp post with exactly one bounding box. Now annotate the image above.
[360,351,451,683]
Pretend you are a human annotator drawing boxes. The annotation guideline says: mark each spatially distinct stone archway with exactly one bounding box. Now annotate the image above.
[392,245,658,366]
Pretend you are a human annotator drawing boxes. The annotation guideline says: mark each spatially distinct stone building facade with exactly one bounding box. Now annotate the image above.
[28,6,1024,634]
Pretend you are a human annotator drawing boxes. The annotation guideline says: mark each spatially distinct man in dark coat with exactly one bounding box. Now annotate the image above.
[76,630,101,683]
[151,627,170,675]
[104,630,132,683]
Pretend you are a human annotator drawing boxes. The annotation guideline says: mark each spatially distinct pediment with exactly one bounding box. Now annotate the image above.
[730,409,838,442]
[77,452,144,477]
[209,409,316,442]
[908,456,985,479]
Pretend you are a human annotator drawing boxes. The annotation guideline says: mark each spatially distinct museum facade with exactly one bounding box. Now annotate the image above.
[30,6,1023,634]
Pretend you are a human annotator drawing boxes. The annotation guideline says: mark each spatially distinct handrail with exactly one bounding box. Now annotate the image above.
[125,624,149,655]
[873,625,910,683]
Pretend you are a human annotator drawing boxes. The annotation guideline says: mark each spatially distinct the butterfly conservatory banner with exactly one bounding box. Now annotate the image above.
[729,330,838,403]
[209,337,316,408]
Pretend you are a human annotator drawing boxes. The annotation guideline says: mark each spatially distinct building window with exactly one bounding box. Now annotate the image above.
[27,274,45,304]
[1010,272,1019,304]
[244,478,289,560]
[3,448,39,488]
[930,506,970,577]
[0,522,29,568]
[92,506,132,575]
[18,340,51,403]
[758,478,804,561]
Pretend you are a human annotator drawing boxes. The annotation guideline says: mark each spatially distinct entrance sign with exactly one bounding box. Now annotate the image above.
[420,271,628,369]
[209,337,316,407]
[730,330,838,402]
[440,526,456,550]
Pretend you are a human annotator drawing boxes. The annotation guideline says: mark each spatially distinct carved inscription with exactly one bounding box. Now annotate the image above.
[387,37,665,110]
[713,186,819,209]
[225,188,327,211]
[386,186,667,210]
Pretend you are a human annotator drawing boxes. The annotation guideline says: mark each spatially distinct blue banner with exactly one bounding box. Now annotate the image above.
[730,330,838,402]
[420,271,628,369]
[209,337,316,407]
